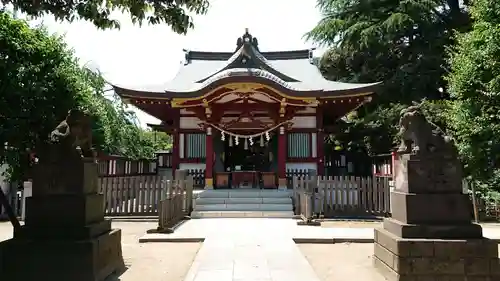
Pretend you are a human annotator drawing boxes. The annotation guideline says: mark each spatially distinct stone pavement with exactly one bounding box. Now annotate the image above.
[180,219,321,281]
[139,218,500,243]
[139,218,500,281]
[139,218,375,243]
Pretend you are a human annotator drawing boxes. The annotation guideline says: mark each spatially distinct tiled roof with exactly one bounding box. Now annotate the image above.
[113,57,380,93]
[111,31,382,96]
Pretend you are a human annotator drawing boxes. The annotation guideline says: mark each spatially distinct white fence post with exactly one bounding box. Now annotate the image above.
[389,179,395,214]
[0,181,8,218]
[22,181,32,220]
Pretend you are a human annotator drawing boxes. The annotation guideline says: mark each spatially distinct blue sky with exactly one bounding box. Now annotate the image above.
[29,0,326,128]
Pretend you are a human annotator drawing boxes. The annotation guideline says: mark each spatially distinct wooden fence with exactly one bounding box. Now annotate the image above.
[187,169,205,189]
[462,180,500,222]
[286,169,311,188]
[98,175,193,217]
[158,178,193,232]
[97,156,157,177]
[292,175,391,219]
[157,152,173,168]
[97,152,173,177]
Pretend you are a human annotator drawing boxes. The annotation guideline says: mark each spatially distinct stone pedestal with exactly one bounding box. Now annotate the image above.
[0,229,123,281]
[373,153,500,280]
[278,178,287,191]
[374,228,500,281]
[0,157,124,281]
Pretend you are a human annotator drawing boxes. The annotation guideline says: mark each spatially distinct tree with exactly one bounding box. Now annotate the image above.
[307,0,470,155]
[2,0,209,32]
[0,12,170,181]
[79,69,171,159]
[0,11,82,180]
[446,0,500,192]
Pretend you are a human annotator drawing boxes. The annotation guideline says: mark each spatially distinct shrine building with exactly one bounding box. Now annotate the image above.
[111,29,381,189]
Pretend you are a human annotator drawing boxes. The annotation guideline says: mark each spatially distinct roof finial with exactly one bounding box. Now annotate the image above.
[236,28,258,51]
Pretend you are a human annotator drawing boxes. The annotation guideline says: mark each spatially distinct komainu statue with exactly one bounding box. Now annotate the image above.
[397,103,455,156]
[49,109,95,158]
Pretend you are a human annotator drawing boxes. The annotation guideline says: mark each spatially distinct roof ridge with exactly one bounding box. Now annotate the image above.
[186,49,312,61]
[195,43,301,83]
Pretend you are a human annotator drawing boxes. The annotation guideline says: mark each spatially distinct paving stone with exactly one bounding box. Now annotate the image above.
[193,269,233,281]
[178,219,321,281]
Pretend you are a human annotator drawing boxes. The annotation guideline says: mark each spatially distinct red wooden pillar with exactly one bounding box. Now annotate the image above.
[277,126,287,189]
[172,129,179,177]
[316,110,325,176]
[205,127,214,189]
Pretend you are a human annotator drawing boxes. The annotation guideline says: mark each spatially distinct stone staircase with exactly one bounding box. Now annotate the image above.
[191,189,294,218]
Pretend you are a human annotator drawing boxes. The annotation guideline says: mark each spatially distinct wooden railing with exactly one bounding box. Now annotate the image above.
[478,198,500,221]
[157,152,173,168]
[98,175,192,216]
[292,175,391,220]
[96,152,174,177]
[158,177,193,233]
[98,155,157,177]
[187,169,205,189]
[463,180,500,222]
[286,169,311,188]
[323,152,373,177]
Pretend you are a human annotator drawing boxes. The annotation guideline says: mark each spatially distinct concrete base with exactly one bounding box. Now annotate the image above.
[192,189,293,218]
[191,210,295,218]
[383,217,483,239]
[204,178,213,190]
[15,219,112,240]
[278,178,287,191]
[25,194,105,226]
[297,220,321,226]
[373,228,500,281]
[0,229,124,281]
[390,191,474,225]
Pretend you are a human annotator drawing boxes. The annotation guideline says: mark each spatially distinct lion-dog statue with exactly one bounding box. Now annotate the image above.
[49,109,95,158]
[397,103,455,156]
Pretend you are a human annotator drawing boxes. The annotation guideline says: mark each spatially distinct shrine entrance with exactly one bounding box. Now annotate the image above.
[213,130,278,189]
[222,134,275,172]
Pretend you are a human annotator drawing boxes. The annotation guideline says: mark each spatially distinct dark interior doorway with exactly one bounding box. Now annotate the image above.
[223,139,271,171]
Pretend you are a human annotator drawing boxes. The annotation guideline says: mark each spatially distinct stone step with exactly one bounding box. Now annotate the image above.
[191,211,295,218]
[194,203,293,212]
[195,197,292,205]
[196,190,292,199]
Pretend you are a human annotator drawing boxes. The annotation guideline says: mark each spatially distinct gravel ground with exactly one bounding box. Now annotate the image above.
[299,243,500,281]
[0,221,13,242]
[0,221,201,281]
[320,221,382,228]
[2,220,500,281]
[299,243,388,281]
[320,220,500,229]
